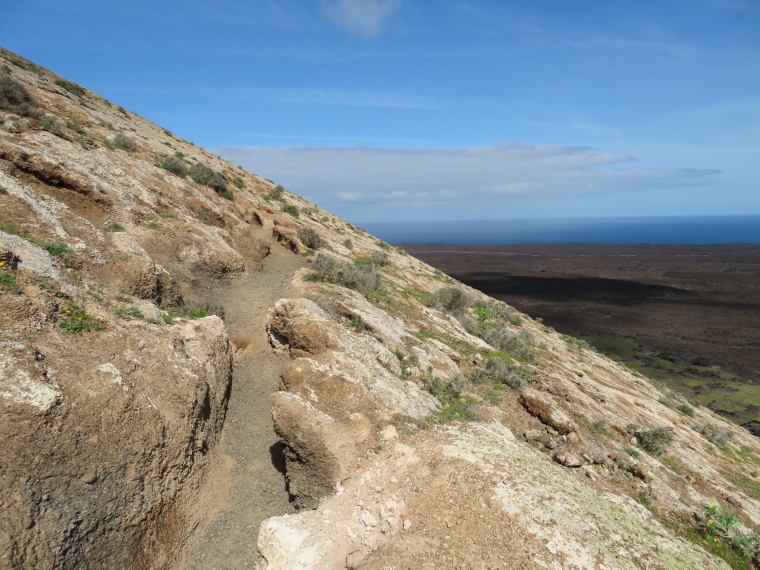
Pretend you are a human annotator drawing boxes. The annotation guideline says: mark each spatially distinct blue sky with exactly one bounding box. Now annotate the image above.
[2,0,758,223]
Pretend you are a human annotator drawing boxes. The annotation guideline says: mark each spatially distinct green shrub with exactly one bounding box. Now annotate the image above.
[306,253,382,293]
[469,356,524,389]
[692,423,732,451]
[160,155,188,176]
[111,133,138,151]
[42,240,74,263]
[41,116,68,139]
[59,305,105,333]
[269,185,284,200]
[105,222,124,232]
[283,203,299,218]
[297,228,325,250]
[637,427,674,455]
[115,306,143,320]
[188,163,228,195]
[54,79,85,98]
[434,286,473,316]
[0,74,38,117]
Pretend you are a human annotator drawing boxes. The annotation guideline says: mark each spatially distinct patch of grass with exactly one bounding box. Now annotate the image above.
[163,302,225,323]
[624,446,641,458]
[115,306,143,320]
[42,240,74,263]
[423,375,479,423]
[59,305,105,333]
[469,355,525,389]
[0,271,21,294]
[726,472,760,500]
[0,222,29,238]
[104,222,124,232]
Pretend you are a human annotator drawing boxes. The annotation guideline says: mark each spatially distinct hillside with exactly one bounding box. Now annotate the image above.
[1,48,759,569]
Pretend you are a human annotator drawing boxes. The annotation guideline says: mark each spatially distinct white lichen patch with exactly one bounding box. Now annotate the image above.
[96,363,127,392]
[0,359,61,411]
[440,422,728,569]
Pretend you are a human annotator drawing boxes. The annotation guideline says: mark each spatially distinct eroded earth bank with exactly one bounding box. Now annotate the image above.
[1,49,760,569]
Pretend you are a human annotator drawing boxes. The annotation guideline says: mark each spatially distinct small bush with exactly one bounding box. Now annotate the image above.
[692,423,732,451]
[54,79,85,97]
[189,163,228,195]
[637,427,674,455]
[434,286,473,316]
[469,356,524,389]
[283,203,299,218]
[0,74,38,117]
[269,185,284,200]
[297,228,325,250]
[111,133,138,151]
[306,253,382,293]
[41,116,68,139]
[42,240,74,263]
[161,155,188,177]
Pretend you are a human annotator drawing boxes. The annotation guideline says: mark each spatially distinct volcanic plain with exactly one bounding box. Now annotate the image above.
[403,243,760,433]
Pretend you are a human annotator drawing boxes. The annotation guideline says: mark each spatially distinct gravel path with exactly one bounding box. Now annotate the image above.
[177,240,306,569]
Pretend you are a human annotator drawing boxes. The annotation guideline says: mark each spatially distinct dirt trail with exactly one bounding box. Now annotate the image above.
[176,239,306,569]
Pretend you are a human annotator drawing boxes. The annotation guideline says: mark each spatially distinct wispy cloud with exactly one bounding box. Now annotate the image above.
[255,87,438,109]
[212,143,720,218]
[322,0,401,37]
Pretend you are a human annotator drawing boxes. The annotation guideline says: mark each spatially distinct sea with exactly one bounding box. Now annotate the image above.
[361,215,760,245]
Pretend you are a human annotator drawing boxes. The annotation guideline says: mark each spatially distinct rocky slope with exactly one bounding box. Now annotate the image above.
[1,48,759,569]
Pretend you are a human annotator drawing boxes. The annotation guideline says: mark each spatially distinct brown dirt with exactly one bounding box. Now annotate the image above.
[173,233,306,569]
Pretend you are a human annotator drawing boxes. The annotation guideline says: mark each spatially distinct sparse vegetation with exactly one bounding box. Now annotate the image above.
[115,306,143,320]
[160,155,188,177]
[59,305,105,333]
[297,228,325,250]
[111,133,138,151]
[282,203,299,218]
[162,302,225,323]
[635,427,674,455]
[54,78,85,98]
[188,163,228,196]
[306,253,383,294]
[42,240,74,264]
[0,74,39,117]
[0,271,21,294]
[692,423,733,452]
[269,185,284,200]
[104,222,125,232]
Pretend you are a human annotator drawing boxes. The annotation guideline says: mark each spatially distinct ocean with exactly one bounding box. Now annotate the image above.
[360,215,760,245]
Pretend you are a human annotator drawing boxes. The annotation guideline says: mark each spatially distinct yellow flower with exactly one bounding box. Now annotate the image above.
[0,262,5,267]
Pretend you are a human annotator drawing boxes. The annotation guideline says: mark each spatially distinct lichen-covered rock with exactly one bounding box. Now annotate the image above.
[519,387,579,434]
[0,316,231,569]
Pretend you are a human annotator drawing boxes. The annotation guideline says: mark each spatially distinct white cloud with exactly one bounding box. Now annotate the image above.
[322,0,401,37]
[212,143,720,219]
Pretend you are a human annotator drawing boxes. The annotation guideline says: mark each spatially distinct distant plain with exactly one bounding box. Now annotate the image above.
[404,243,760,434]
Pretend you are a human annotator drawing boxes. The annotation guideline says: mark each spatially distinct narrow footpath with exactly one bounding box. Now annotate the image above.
[177,239,306,569]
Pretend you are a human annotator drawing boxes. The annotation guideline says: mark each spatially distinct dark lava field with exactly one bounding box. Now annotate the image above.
[404,243,760,434]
